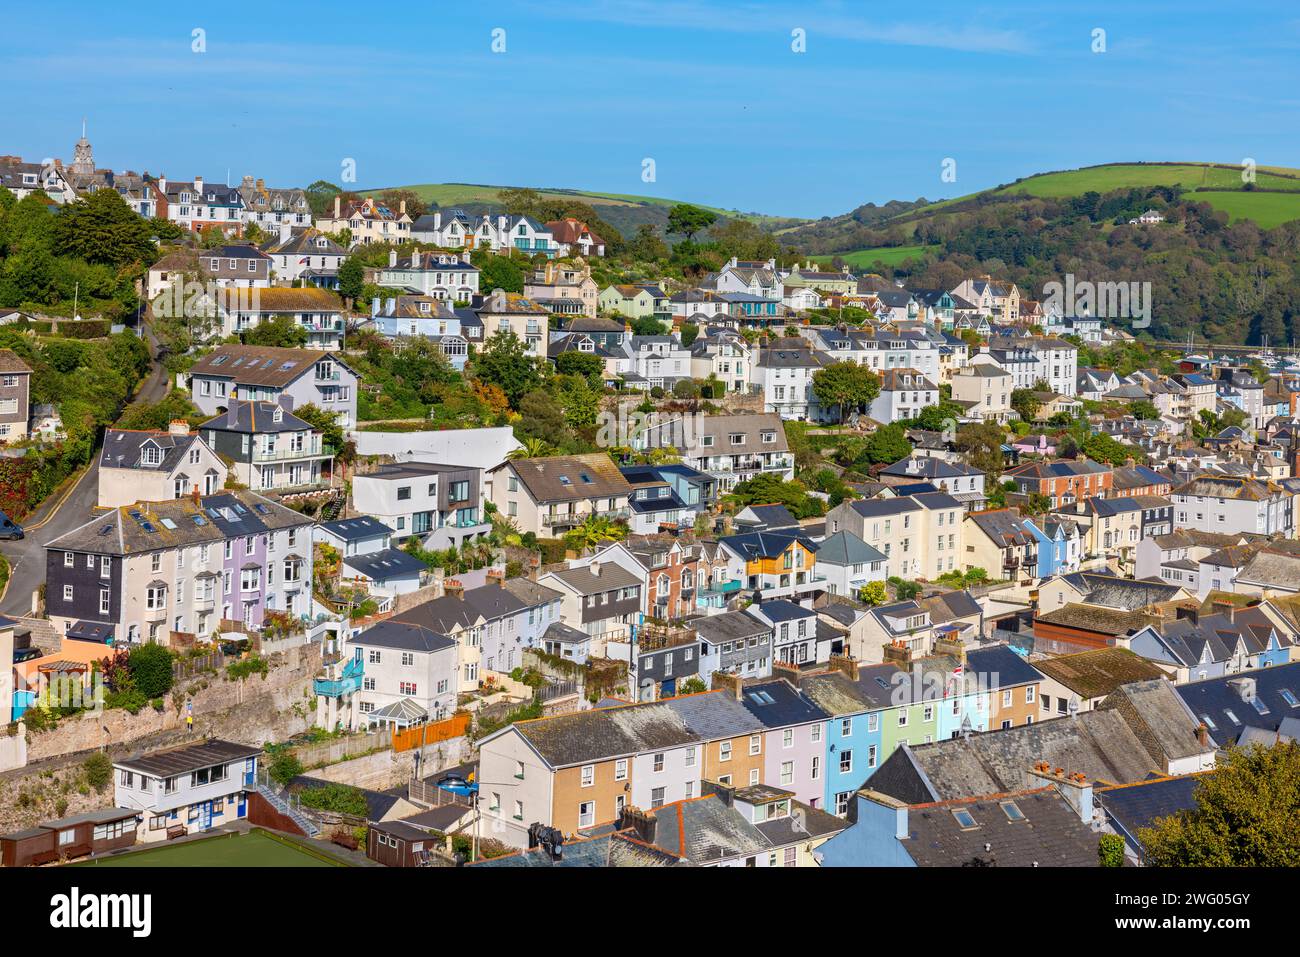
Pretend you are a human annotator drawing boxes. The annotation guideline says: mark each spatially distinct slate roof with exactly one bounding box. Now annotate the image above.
[343,547,428,582]
[1236,549,1300,590]
[349,620,455,653]
[502,691,765,768]
[543,561,640,596]
[506,453,631,504]
[393,579,560,634]
[734,503,798,530]
[867,709,1167,803]
[815,530,887,566]
[1172,474,1277,501]
[738,678,829,728]
[880,457,982,481]
[1033,648,1170,699]
[1102,679,1207,763]
[1098,774,1203,855]
[116,739,261,776]
[473,831,682,867]
[967,508,1035,547]
[1175,662,1300,747]
[190,344,350,387]
[99,428,203,472]
[319,516,392,542]
[693,609,770,646]
[1057,572,1184,611]
[750,598,814,624]
[918,589,982,625]
[48,490,309,556]
[647,795,770,863]
[200,400,313,435]
[719,529,817,561]
[890,787,1099,867]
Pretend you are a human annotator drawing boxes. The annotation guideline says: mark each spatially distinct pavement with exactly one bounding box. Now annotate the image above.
[0,322,168,617]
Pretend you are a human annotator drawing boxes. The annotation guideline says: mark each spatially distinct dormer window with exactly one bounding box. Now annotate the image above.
[273,407,283,423]
[141,445,162,467]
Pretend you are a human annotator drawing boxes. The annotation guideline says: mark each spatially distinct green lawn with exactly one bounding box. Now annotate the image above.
[995,163,1300,198]
[73,829,350,868]
[1190,191,1300,229]
[812,244,939,269]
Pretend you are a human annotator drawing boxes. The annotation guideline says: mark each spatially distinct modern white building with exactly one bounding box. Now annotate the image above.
[113,740,261,843]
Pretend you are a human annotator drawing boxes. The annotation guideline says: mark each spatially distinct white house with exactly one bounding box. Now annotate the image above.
[113,740,261,843]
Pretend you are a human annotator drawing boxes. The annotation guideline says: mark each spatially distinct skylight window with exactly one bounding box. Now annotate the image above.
[1201,714,1217,730]
[1282,689,1299,708]
[1251,697,1271,716]
[951,809,978,829]
[1224,709,1241,725]
[1000,802,1025,822]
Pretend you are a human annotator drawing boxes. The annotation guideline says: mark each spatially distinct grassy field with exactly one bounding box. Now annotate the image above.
[994,163,1300,198]
[865,163,1300,232]
[73,829,351,868]
[1190,191,1300,229]
[360,182,802,227]
[811,244,939,269]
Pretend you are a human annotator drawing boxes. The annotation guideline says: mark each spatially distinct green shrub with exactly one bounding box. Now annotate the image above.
[82,752,112,791]
[127,643,174,697]
[268,751,305,786]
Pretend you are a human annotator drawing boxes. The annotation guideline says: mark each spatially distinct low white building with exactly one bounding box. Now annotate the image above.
[113,740,261,843]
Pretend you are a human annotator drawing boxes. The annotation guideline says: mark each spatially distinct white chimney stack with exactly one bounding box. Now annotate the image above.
[389,248,398,268]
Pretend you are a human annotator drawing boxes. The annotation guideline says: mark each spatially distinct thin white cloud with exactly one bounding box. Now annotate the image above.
[528,0,1033,54]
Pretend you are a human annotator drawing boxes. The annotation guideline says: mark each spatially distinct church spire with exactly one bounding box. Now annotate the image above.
[72,120,94,177]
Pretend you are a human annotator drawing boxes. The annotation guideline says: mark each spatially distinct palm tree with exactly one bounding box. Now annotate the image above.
[564,515,627,553]
[510,437,555,459]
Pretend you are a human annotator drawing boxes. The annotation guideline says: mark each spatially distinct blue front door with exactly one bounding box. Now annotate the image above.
[237,795,247,818]
[243,759,255,787]
[200,801,213,830]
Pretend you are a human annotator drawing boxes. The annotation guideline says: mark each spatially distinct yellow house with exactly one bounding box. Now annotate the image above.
[720,531,823,600]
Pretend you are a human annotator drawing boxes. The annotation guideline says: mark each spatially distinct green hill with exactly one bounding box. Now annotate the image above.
[792,162,1300,258]
[359,182,807,239]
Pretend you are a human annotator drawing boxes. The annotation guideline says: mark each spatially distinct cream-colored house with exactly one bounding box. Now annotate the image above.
[524,259,599,318]
[315,195,411,246]
[825,491,965,582]
[477,288,551,357]
[488,452,633,537]
[951,364,1013,424]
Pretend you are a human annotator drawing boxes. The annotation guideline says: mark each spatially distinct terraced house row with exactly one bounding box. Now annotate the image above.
[477,643,1043,846]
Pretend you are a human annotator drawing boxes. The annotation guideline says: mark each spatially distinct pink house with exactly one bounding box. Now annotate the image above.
[1011,433,1059,457]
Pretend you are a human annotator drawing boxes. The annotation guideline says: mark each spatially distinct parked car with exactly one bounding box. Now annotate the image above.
[0,510,22,541]
[435,773,478,796]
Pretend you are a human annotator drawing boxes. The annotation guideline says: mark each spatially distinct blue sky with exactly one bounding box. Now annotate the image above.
[2,1,1297,218]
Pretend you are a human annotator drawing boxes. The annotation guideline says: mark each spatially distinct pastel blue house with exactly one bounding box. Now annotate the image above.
[370,296,469,371]
[1127,603,1293,682]
[816,792,918,867]
[1026,518,1063,579]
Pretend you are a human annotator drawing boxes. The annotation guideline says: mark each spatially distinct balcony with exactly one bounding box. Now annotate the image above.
[314,656,364,698]
[252,442,335,463]
[541,507,631,527]
[705,579,742,595]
